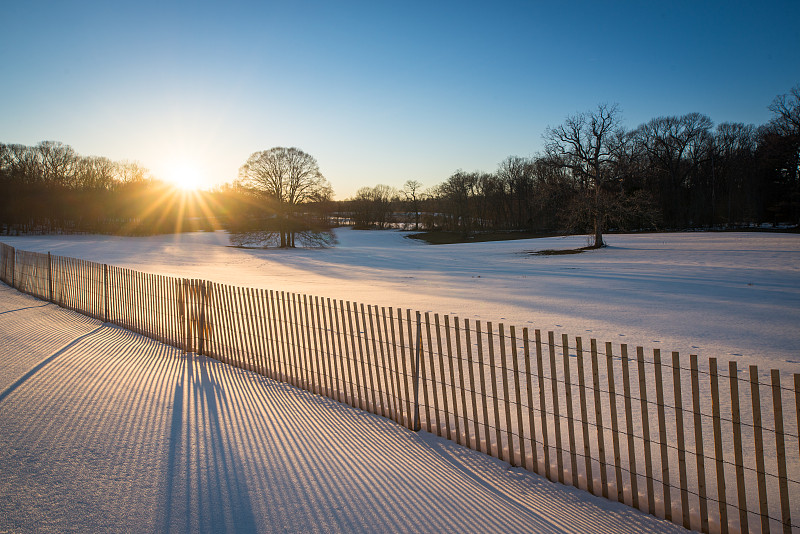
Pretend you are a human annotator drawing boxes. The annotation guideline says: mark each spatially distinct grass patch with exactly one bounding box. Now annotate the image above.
[529,243,606,255]
[406,230,560,245]
[533,247,588,256]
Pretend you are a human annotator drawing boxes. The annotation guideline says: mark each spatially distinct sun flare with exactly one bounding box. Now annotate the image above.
[164,162,203,191]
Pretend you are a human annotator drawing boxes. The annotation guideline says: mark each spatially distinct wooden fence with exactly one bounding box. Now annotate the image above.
[1,241,798,534]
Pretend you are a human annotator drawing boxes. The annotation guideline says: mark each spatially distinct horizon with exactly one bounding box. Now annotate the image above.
[2,1,799,199]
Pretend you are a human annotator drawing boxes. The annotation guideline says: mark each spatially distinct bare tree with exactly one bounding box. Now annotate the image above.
[402,179,424,230]
[238,147,332,247]
[544,104,622,247]
[768,85,800,137]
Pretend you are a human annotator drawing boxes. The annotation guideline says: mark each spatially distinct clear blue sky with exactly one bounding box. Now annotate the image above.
[2,0,798,198]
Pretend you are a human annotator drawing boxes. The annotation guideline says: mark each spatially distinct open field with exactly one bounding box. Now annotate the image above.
[3,229,799,373]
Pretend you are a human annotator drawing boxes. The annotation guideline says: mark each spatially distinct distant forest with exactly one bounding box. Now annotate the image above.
[1,86,798,241]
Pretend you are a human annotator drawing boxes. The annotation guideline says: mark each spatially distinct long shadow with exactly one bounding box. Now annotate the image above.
[0,324,105,403]
[0,303,51,315]
[157,353,258,533]
[160,374,184,534]
[192,354,258,532]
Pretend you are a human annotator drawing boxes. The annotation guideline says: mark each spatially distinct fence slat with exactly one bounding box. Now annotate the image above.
[344,301,360,408]
[591,339,607,498]
[535,330,551,481]
[270,291,285,380]
[244,286,259,370]
[607,342,623,502]
[477,322,491,456]
[410,310,421,431]
[305,296,320,392]
[296,294,311,387]
[729,361,748,534]
[454,316,469,448]
[523,328,538,472]
[564,335,577,485]
[318,298,334,397]
[672,352,689,528]
[434,314,450,440]
[637,346,655,515]
[576,337,592,493]
[750,365,768,534]
[621,345,639,509]
[466,320,482,453]
[653,349,671,521]
[512,327,526,469]
[395,308,412,429]
[710,358,728,534]
[422,312,436,433]
[487,322,503,461]
[325,297,345,402]
[691,355,710,533]
[256,289,270,375]
[771,370,792,534]
[445,315,461,446]
[385,307,403,425]
[499,324,514,465]
[356,304,375,413]
[549,331,564,482]
[372,305,390,419]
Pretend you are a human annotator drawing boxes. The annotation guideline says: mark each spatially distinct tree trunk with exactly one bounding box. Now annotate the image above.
[592,182,604,248]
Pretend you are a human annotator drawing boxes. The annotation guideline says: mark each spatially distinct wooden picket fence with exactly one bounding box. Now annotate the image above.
[1,241,798,534]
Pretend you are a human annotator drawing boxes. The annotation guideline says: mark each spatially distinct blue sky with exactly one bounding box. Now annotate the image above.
[2,1,798,198]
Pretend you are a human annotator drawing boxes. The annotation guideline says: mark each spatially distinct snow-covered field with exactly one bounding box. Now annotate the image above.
[3,228,798,374]
[0,285,687,533]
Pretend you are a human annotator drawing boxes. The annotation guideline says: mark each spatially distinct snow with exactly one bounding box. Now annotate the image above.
[0,285,689,533]
[3,228,799,373]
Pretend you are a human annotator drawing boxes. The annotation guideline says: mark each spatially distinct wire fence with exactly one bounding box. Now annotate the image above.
[1,241,797,534]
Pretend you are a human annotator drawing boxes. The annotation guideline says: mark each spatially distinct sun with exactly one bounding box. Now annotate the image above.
[164,162,203,191]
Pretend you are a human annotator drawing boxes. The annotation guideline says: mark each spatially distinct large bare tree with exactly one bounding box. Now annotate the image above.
[401,179,424,230]
[544,104,622,247]
[238,147,332,247]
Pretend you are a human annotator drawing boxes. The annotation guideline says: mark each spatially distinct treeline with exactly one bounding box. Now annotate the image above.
[342,86,800,236]
[0,141,334,239]
[2,86,798,240]
[0,141,220,235]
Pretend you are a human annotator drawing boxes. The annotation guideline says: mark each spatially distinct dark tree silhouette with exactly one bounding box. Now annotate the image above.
[544,104,622,247]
